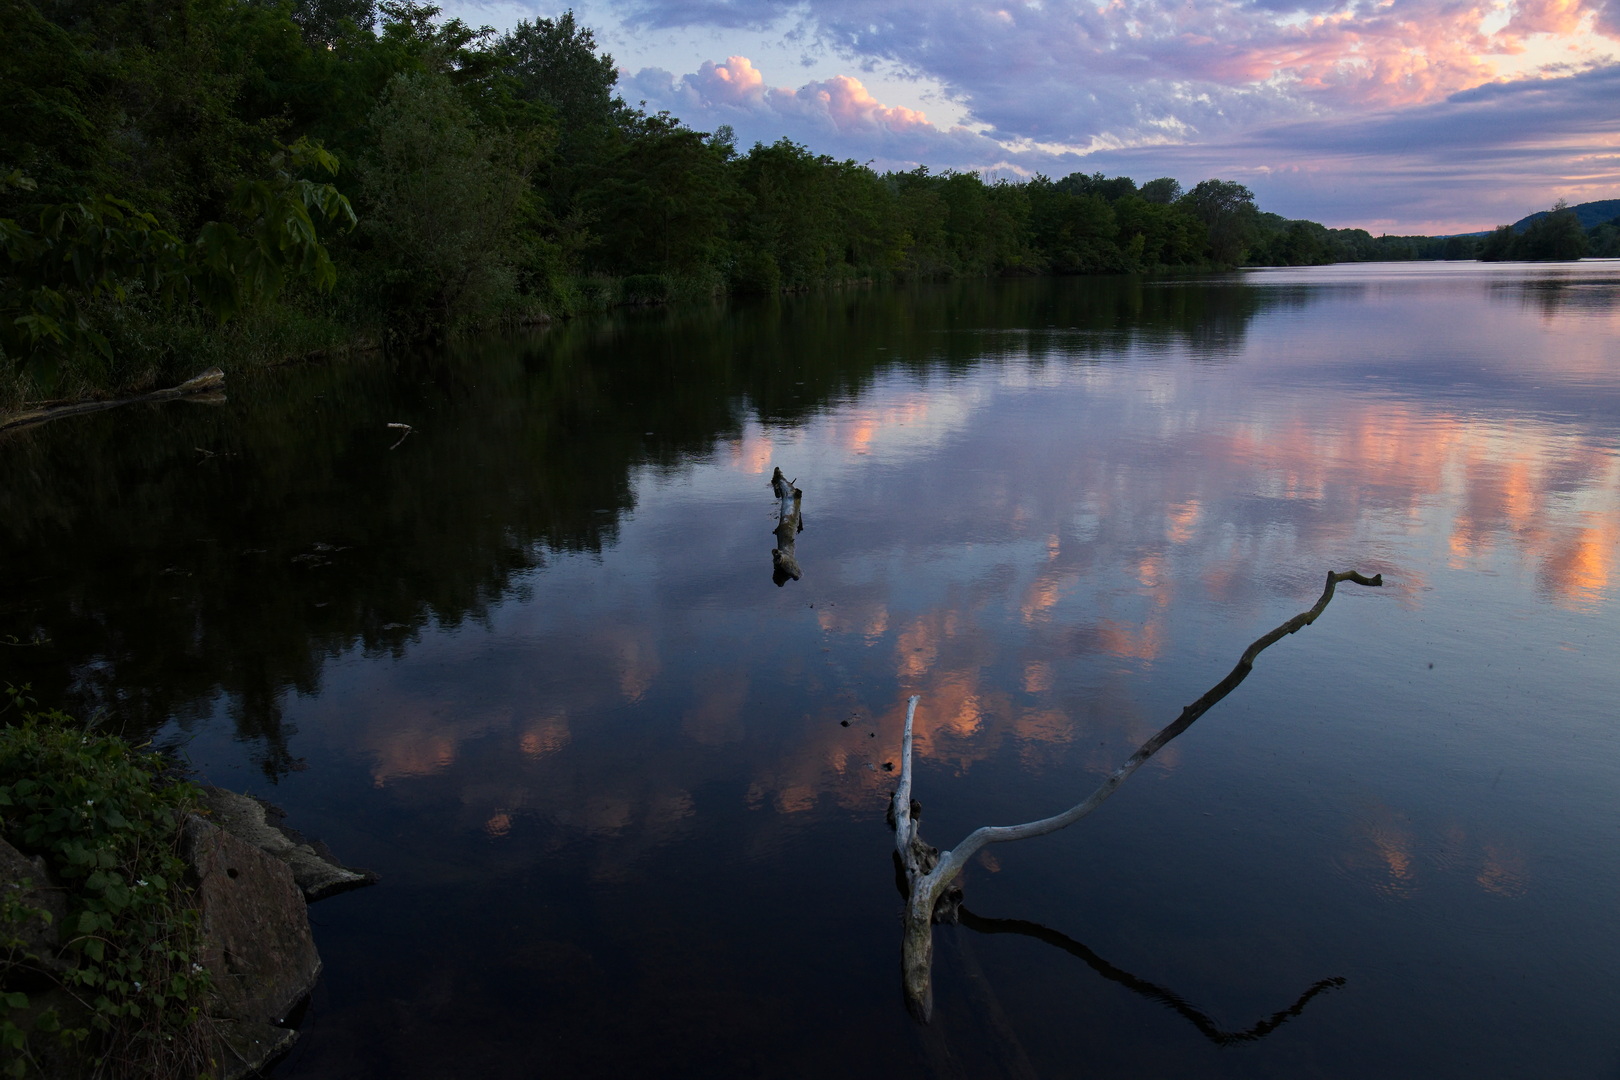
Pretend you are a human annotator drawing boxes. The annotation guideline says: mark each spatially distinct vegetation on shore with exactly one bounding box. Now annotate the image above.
[1478,199,1617,262]
[2,0,1614,410]
[1,688,212,1079]
[0,0,1456,408]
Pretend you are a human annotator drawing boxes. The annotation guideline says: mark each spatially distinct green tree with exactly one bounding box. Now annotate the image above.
[1113,195,1204,269]
[355,70,533,328]
[496,9,622,224]
[0,141,354,389]
[291,0,377,46]
[1477,225,1516,261]
[1026,177,1122,273]
[1179,179,1257,264]
[1518,200,1589,260]
[585,111,733,277]
[1588,217,1620,258]
[496,12,619,135]
[1139,177,1182,205]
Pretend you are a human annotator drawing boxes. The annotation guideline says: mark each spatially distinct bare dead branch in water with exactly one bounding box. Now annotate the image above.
[895,569,1383,1020]
[770,466,804,585]
[387,422,413,450]
[957,907,1346,1045]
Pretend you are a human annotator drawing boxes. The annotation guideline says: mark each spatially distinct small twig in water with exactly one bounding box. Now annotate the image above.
[387,422,413,450]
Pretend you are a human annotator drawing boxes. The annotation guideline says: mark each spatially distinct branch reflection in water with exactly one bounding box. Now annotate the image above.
[955,907,1346,1046]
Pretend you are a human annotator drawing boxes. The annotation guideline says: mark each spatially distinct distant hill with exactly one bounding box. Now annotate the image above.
[1511,198,1620,233]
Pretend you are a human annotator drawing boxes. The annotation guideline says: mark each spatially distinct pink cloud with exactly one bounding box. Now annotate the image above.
[680,56,937,136]
[689,55,768,105]
[627,55,1002,168]
[783,74,935,134]
[1507,0,1593,36]
[629,45,1619,233]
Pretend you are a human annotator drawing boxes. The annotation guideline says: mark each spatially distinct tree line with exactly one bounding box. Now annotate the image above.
[0,0,1603,405]
[1476,200,1619,262]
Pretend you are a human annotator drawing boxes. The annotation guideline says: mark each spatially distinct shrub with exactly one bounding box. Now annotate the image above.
[619,274,672,305]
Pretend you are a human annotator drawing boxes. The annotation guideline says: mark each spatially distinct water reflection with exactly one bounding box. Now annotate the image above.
[955,908,1346,1046]
[3,265,1620,1076]
[1333,803,1534,902]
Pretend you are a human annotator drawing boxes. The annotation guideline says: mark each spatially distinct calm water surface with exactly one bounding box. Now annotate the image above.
[3,263,1619,1078]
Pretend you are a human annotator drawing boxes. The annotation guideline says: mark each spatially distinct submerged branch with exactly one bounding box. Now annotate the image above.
[896,569,1383,1020]
[933,569,1381,880]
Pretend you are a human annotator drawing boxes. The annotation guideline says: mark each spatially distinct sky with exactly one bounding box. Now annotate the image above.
[439,0,1620,234]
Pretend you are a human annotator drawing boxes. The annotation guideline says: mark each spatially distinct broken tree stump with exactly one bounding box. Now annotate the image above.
[770,466,804,586]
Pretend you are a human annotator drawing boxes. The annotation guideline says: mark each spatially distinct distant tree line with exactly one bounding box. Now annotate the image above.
[1476,200,1619,262]
[0,0,1609,403]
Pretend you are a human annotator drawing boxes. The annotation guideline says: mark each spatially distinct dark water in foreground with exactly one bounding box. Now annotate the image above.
[3,263,1619,1078]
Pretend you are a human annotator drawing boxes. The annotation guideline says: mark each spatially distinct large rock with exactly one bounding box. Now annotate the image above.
[182,815,322,1077]
[0,836,67,970]
[200,786,377,901]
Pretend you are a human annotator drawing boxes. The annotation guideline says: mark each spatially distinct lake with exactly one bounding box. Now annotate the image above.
[3,262,1619,1078]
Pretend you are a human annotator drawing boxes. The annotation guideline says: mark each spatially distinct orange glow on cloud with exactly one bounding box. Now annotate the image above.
[1091,618,1165,663]
[1020,572,1068,623]
[520,713,570,758]
[371,729,458,785]
[695,56,939,136]
[809,74,932,131]
[1166,500,1200,545]
[1539,517,1619,608]
[728,430,775,475]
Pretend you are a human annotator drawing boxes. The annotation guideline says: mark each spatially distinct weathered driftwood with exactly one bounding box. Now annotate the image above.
[894,569,1383,1020]
[770,466,804,585]
[0,368,226,434]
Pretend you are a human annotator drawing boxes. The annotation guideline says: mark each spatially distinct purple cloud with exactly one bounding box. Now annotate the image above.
[626,57,1014,167]
[628,48,1620,232]
[621,0,1620,150]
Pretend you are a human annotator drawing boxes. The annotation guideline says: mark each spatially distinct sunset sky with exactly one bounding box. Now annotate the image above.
[439,0,1619,235]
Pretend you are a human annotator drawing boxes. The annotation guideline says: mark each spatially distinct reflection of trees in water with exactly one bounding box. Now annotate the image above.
[1489,274,1620,318]
[0,278,1271,773]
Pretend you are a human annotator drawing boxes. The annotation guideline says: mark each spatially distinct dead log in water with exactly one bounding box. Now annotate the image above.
[770,466,804,586]
[0,368,226,434]
[893,569,1383,1021]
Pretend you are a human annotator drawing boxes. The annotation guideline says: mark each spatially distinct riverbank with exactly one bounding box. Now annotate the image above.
[0,705,373,1079]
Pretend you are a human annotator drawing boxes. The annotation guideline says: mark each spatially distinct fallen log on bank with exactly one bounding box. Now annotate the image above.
[894,569,1383,1021]
[770,466,804,585]
[0,367,226,434]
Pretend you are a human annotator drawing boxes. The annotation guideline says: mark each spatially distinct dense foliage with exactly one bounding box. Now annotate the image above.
[0,689,210,1079]
[0,0,1608,405]
[1478,200,1607,262]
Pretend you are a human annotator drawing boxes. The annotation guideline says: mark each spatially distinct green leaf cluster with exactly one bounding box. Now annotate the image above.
[0,687,212,1079]
[1,138,354,393]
